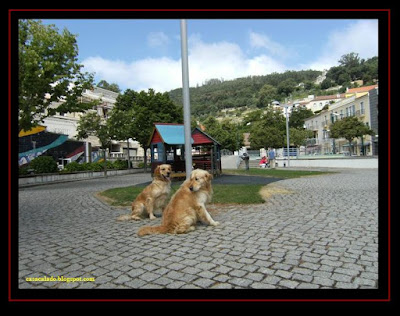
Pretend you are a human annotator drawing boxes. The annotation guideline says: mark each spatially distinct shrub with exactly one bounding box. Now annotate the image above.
[45,159,129,174]
[87,162,103,171]
[137,162,149,169]
[106,160,115,169]
[29,156,58,174]
[63,161,84,172]
[19,165,31,175]
[113,159,128,170]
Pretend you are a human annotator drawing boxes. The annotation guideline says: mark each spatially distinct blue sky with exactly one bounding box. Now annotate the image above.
[42,19,378,92]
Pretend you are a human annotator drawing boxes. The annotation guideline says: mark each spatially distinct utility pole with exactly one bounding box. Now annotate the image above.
[180,19,192,179]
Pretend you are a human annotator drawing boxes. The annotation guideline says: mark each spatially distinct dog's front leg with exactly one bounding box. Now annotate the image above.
[196,204,219,226]
[145,198,156,220]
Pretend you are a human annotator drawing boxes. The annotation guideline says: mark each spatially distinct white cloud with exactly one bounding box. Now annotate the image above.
[82,56,181,92]
[147,32,170,47]
[246,55,286,75]
[249,31,288,58]
[83,35,287,92]
[303,20,378,70]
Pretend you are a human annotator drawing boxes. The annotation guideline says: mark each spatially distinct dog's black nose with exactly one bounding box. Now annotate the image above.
[189,186,193,191]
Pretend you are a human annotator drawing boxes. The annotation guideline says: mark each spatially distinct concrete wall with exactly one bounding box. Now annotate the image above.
[221,155,241,170]
[19,169,142,187]
[275,157,378,169]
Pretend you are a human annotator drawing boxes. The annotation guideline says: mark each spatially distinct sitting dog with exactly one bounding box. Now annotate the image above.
[137,169,218,236]
[117,164,172,221]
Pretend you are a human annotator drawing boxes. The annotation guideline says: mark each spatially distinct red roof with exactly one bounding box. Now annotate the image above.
[150,129,163,144]
[192,128,221,146]
[347,84,378,93]
[192,129,213,145]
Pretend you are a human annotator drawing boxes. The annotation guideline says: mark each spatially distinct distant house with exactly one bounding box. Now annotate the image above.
[305,94,346,113]
[346,84,378,96]
[304,85,378,156]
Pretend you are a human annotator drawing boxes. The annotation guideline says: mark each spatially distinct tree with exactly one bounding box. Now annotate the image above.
[114,89,183,171]
[329,116,374,155]
[257,84,278,108]
[249,123,285,149]
[289,107,314,129]
[320,78,334,90]
[288,127,314,147]
[106,108,135,168]
[277,78,296,97]
[201,116,242,152]
[244,105,313,149]
[76,112,111,176]
[18,20,94,132]
[247,108,286,149]
[338,52,360,69]
[97,80,121,93]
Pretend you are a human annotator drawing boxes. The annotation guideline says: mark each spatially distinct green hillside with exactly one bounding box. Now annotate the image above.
[168,53,378,119]
[168,70,321,118]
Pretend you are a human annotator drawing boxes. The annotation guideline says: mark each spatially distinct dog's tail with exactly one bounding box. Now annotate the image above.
[137,224,169,236]
[116,214,132,221]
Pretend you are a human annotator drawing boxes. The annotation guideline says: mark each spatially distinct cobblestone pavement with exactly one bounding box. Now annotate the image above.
[18,169,378,290]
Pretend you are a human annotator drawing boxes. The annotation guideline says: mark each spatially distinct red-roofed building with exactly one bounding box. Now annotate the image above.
[346,84,378,94]
[148,124,222,176]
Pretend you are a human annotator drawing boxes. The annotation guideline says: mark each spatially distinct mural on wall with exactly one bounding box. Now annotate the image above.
[19,126,85,166]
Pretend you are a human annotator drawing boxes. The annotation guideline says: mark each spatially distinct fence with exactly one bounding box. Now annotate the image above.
[282,147,299,157]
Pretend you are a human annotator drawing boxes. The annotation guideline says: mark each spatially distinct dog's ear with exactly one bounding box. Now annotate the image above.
[207,172,213,180]
[154,165,161,178]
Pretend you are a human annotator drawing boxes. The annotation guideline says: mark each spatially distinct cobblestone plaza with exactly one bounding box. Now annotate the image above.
[18,169,379,291]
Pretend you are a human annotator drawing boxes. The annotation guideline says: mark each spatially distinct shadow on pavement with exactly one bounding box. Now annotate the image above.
[137,174,282,186]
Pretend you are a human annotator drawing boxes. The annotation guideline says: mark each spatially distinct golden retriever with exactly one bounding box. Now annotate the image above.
[137,169,219,236]
[117,164,172,221]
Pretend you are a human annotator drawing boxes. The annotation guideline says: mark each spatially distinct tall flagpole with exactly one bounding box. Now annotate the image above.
[180,19,192,179]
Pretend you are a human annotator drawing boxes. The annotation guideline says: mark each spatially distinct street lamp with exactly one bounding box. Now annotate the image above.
[330,112,341,154]
[274,100,290,167]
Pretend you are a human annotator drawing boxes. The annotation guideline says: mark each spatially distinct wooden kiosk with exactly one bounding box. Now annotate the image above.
[148,123,222,178]
[191,127,222,176]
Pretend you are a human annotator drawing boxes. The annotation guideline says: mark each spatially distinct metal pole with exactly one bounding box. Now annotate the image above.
[285,105,290,167]
[180,19,192,179]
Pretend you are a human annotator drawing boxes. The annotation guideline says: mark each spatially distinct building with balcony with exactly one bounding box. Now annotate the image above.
[42,87,145,166]
[304,85,378,156]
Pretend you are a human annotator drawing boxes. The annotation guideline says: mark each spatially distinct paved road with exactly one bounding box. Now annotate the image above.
[18,169,378,290]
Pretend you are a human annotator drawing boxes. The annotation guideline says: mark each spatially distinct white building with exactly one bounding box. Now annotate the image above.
[304,93,346,113]
[304,85,378,156]
[43,87,144,162]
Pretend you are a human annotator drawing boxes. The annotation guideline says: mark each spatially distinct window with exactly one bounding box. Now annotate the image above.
[153,145,159,161]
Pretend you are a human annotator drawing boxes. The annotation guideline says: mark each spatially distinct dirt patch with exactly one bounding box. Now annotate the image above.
[258,184,293,201]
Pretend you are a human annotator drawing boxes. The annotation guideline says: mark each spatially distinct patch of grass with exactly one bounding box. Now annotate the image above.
[98,186,143,207]
[212,184,265,204]
[98,169,330,207]
[99,183,266,207]
[223,168,332,178]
